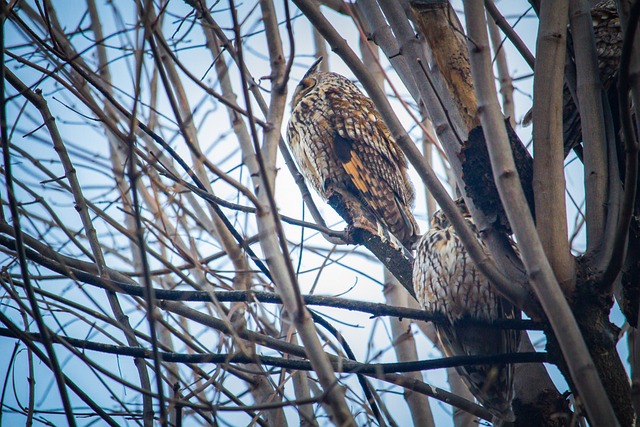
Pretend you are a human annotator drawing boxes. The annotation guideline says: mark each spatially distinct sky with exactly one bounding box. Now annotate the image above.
[0,1,629,426]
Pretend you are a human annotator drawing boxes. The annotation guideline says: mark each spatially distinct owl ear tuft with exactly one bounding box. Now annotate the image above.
[302,56,324,79]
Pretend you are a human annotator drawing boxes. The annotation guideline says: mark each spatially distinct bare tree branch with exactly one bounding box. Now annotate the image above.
[462,1,618,424]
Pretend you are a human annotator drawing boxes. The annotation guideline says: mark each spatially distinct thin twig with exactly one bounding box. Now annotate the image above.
[1,45,77,427]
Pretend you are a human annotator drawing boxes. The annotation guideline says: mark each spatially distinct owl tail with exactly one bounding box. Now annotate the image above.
[392,198,420,248]
[361,186,418,248]
[443,323,517,426]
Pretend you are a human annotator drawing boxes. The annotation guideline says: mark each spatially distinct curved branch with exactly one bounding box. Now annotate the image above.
[600,0,640,289]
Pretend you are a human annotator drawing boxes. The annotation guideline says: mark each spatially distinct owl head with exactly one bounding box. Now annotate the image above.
[290,56,324,109]
[430,198,472,229]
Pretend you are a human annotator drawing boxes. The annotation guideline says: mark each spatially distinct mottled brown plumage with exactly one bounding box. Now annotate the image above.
[525,0,622,157]
[413,199,519,423]
[553,0,622,154]
[287,58,419,247]
[591,0,621,86]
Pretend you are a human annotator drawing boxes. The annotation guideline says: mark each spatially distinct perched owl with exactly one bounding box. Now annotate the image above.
[562,0,622,154]
[525,0,622,155]
[591,0,621,86]
[287,58,419,247]
[413,199,519,423]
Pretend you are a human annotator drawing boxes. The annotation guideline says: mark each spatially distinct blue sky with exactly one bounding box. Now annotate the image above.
[0,1,626,426]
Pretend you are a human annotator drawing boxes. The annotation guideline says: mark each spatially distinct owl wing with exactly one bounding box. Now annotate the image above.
[592,0,621,88]
[329,96,412,203]
[326,96,418,245]
[436,320,516,423]
[286,107,337,199]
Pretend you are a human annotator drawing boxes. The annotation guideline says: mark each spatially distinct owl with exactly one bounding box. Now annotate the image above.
[527,0,622,154]
[413,199,520,424]
[591,0,621,87]
[286,58,419,247]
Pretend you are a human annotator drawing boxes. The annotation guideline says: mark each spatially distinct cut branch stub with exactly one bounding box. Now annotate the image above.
[327,191,415,297]
[410,0,479,130]
[458,120,536,234]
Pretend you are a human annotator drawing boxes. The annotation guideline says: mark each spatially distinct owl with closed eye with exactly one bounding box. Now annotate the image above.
[286,58,419,247]
[414,199,520,423]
